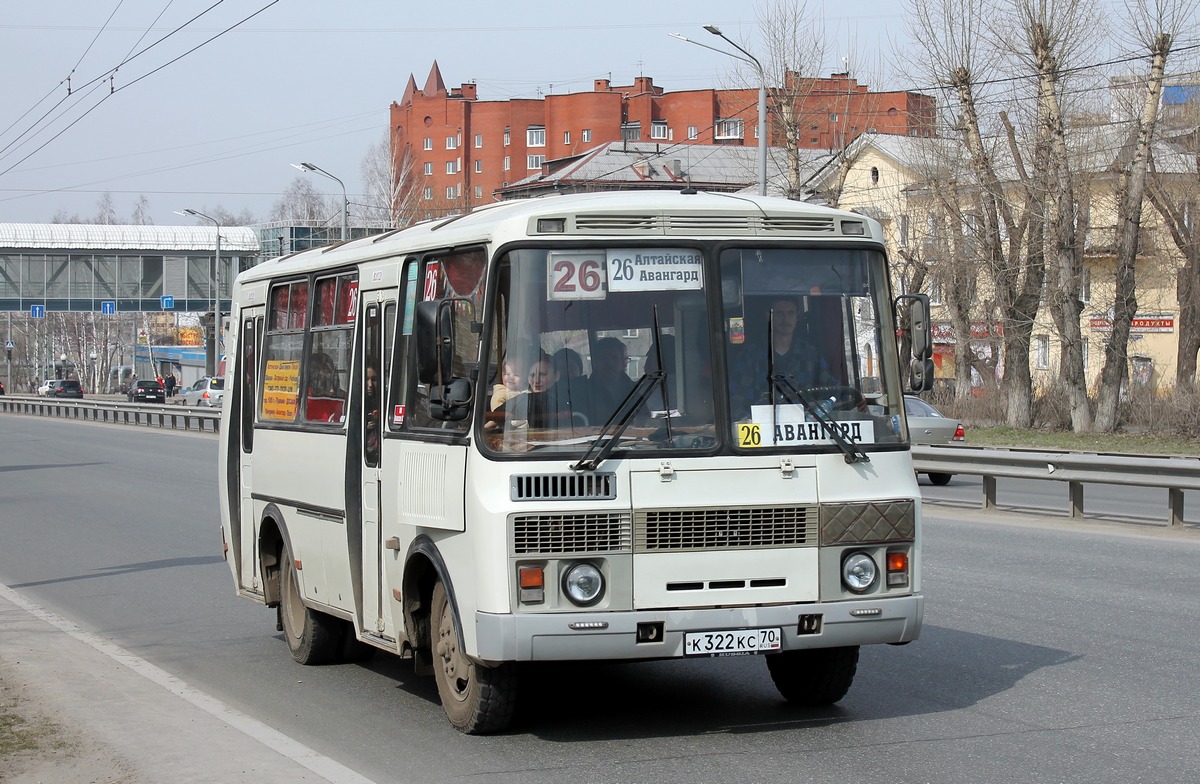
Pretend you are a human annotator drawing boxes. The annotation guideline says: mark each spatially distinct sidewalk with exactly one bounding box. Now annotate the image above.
[0,586,372,784]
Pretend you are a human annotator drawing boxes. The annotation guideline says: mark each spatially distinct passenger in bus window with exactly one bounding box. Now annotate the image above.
[503,353,573,429]
[551,347,588,416]
[306,352,346,422]
[489,354,527,412]
[582,337,639,424]
[364,365,381,461]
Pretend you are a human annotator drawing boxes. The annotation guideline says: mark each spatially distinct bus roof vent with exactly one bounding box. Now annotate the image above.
[511,472,617,501]
[572,214,662,233]
[761,216,837,234]
[666,214,753,233]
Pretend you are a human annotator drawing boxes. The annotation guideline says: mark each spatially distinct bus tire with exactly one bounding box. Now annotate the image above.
[927,472,953,486]
[431,580,516,734]
[766,646,859,706]
[279,546,342,665]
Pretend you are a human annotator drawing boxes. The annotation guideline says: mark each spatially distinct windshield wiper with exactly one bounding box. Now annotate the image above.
[770,374,869,464]
[573,306,672,472]
[571,369,664,471]
[765,308,868,464]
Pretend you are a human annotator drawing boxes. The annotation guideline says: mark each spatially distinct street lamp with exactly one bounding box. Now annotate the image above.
[670,26,768,196]
[292,162,348,241]
[176,208,221,376]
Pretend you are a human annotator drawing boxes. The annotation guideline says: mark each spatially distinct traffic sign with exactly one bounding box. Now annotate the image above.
[4,340,14,350]
[161,295,174,310]
[101,301,116,315]
[30,305,45,319]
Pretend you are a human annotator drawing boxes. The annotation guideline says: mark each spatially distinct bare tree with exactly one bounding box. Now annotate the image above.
[1146,147,1200,388]
[905,0,1044,426]
[999,0,1104,431]
[94,192,118,224]
[270,176,340,226]
[131,195,154,226]
[1093,0,1191,430]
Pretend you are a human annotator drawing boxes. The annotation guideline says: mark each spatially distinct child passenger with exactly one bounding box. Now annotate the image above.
[490,355,527,411]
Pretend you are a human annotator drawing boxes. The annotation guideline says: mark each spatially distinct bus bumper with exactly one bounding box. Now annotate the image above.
[473,593,923,662]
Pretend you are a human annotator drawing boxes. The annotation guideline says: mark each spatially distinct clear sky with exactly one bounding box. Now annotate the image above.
[0,1,914,227]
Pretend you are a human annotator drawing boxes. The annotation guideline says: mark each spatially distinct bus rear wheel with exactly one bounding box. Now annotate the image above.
[430,581,516,734]
[279,546,342,665]
[766,646,859,706]
[927,472,953,486]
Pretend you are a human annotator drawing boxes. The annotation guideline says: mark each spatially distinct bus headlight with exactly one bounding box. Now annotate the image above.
[562,562,604,607]
[842,552,877,593]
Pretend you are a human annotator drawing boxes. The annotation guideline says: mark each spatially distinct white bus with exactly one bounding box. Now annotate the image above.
[218,191,933,734]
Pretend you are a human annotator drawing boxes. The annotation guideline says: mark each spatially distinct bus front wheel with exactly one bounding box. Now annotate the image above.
[430,581,516,734]
[766,646,859,706]
[279,546,342,665]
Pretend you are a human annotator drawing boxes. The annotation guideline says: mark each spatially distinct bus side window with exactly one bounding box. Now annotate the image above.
[389,259,419,432]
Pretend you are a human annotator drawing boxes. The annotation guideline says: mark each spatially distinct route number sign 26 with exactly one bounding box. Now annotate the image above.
[547,251,607,300]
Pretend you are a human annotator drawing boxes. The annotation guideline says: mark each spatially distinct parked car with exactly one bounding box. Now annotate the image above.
[49,379,84,399]
[127,379,165,403]
[179,376,225,407]
[904,395,965,486]
[37,379,55,396]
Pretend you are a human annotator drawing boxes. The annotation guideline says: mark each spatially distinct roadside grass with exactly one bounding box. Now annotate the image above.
[966,426,1200,456]
[0,682,62,759]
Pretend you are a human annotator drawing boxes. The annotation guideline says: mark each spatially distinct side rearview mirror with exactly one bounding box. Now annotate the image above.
[896,293,932,361]
[415,300,454,385]
[909,358,935,392]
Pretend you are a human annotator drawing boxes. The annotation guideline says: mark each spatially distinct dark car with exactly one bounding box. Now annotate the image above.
[127,379,166,403]
[49,379,84,399]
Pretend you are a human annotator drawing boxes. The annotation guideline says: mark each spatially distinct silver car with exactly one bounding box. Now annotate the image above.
[180,376,225,407]
[904,395,965,485]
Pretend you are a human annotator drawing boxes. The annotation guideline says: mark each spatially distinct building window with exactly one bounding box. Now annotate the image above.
[446,185,458,199]
[621,122,641,141]
[714,118,743,139]
[871,166,880,185]
[563,131,571,145]
[474,160,482,173]
[830,113,839,122]
[582,129,591,142]
[650,121,668,140]
[474,134,483,148]
[446,135,458,150]
[527,154,545,170]
[423,162,433,176]
[1035,335,1049,370]
[899,214,910,247]
[503,156,510,171]
[1082,339,1089,373]
[1080,267,1091,304]
[503,127,511,146]
[527,126,546,147]
[687,125,698,140]
[445,161,457,174]
[474,185,483,199]
[423,137,432,151]
[929,279,943,305]
[423,187,433,200]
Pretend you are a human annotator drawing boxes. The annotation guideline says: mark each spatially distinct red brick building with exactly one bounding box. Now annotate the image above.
[389,62,936,218]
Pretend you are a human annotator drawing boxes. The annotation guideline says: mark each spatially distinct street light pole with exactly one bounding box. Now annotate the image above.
[177,209,221,376]
[670,26,769,196]
[292,162,348,241]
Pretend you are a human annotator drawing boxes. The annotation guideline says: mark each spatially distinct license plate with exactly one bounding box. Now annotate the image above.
[684,627,782,657]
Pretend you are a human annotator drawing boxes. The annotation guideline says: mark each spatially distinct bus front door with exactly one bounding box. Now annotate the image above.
[360,298,390,638]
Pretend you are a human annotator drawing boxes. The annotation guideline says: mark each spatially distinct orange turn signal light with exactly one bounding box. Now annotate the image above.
[518,566,544,588]
[887,552,908,572]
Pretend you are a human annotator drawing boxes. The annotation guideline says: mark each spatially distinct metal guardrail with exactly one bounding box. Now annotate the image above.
[3,396,1192,526]
[913,444,1200,527]
[0,394,220,434]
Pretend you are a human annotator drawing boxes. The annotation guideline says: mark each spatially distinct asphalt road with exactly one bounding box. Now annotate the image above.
[3,414,1199,783]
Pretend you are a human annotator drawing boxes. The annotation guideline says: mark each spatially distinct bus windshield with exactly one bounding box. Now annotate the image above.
[480,245,905,457]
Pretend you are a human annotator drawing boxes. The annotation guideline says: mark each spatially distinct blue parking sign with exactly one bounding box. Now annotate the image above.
[30,305,45,318]
[161,295,174,310]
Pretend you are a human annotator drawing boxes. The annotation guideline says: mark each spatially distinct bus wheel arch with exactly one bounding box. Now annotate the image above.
[257,505,289,607]
[401,538,452,669]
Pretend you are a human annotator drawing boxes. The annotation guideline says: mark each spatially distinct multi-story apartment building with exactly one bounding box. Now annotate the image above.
[389,62,936,217]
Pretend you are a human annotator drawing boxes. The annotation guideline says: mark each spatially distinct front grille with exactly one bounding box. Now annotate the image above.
[634,506,818,552]
[512,512,632,555]
[511,472,616,501]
